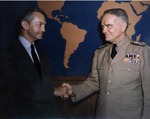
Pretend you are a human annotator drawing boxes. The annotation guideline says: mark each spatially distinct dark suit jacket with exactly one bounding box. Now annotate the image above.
[0,39,59,118]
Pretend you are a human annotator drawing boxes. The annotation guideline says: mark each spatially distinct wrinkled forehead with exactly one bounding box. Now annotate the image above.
[102,13,124,24]
[102,14,118,23]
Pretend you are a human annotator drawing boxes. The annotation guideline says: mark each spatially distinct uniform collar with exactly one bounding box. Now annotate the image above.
[116,36,130,52]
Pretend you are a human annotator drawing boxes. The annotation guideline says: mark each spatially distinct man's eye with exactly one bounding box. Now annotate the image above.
[106,24,113,29]
[37,23,43,27]
[101,24,113,29]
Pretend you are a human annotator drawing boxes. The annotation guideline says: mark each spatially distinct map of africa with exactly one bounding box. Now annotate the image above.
[37,1,150,76]
[38,1,150,70]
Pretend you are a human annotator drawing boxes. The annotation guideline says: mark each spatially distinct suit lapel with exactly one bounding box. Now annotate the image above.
[13,40,32,64]
[12,39,40,78]
[35,43,49,81]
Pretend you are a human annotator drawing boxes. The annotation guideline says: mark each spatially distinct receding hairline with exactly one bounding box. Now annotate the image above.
[20,7,46,23]
[101,8,129,25]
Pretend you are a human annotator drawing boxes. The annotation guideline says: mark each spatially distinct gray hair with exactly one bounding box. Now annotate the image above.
[101,8,129,25]
[20,7,46,23]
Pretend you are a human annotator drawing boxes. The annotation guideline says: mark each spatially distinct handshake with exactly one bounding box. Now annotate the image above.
[54,83,75,100]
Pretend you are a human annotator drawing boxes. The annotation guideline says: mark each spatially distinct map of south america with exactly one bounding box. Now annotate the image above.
[60,22,87,68]
[38,1,87,68]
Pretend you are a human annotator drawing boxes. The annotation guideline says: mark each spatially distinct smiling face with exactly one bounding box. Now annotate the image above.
[101,14,127,44]
[21,12,46,43]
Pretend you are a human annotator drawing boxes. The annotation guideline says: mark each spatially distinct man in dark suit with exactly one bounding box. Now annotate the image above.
[0,7,65,118]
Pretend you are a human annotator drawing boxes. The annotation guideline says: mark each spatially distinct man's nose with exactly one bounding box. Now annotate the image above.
[42,26,45,32]
[102,26,107,33]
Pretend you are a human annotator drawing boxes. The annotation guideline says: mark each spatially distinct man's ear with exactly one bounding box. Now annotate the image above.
[121,22,128,32]
[21,21,29,30]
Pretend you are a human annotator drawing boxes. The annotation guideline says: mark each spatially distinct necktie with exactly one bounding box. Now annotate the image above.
[31,44,41,78]
[111,44,117,59]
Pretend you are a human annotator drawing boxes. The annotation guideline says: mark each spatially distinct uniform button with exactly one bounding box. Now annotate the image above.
[107,92,110,95]
[128,68,131,71]
[109,67,112,70]
[108,80,111,83]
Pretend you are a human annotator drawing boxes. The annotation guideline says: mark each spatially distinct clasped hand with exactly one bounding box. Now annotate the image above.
[61,83,73,100]
[54,83,73,100]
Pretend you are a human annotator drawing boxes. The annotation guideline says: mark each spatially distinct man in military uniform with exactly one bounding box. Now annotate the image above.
[61,8,150,119]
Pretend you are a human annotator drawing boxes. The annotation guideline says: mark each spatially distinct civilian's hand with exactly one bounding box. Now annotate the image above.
[61,83,73,100]
[54,86,67,97]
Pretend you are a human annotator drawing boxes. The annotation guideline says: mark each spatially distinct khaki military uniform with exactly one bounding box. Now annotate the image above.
[72,36,150,119]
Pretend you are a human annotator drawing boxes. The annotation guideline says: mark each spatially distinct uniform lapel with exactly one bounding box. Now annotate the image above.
[111,38,130,64]
[105,45,112,64]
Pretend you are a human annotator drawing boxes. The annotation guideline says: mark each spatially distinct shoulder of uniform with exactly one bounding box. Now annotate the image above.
[98,44,109,49]
[130,40,146,47]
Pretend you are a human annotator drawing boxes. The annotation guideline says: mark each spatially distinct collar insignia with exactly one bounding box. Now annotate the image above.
[130,40,146,46]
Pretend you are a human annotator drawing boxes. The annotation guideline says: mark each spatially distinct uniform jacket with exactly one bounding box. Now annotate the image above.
[72,37,150,119]
[0,39,59,118]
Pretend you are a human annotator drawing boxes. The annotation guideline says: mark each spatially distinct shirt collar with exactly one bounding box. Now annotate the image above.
[18,35,34,48]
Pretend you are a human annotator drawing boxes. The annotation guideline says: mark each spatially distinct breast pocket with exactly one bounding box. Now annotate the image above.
[119,62,140,85]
